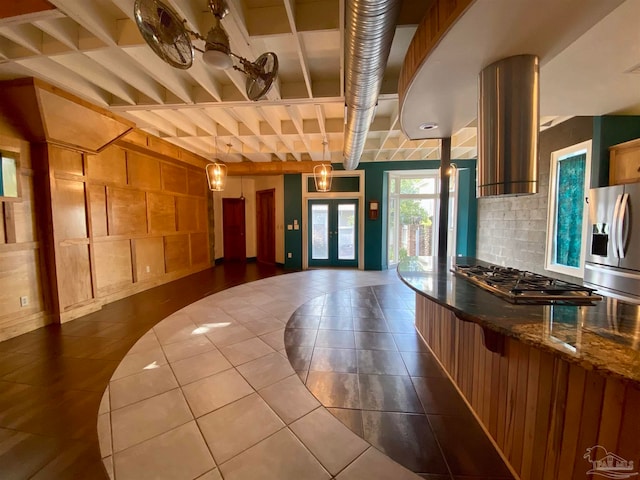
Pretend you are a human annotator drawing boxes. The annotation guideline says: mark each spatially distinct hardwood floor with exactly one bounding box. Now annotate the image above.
[0,263,287,480]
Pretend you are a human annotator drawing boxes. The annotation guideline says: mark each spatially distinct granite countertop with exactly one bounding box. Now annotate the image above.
[397,256,640,385]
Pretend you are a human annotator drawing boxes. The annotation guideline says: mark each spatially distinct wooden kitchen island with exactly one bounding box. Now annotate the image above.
[398,257,640,480]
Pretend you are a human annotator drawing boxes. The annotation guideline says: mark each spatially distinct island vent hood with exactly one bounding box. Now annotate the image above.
[477,54,540,197]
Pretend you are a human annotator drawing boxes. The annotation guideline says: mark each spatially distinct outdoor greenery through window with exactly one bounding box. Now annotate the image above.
[0,154,18,198]
[387,171,457,265]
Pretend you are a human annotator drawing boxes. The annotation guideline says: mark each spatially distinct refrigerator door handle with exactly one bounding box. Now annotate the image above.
[612,194,623,258]
[617,193,629,258]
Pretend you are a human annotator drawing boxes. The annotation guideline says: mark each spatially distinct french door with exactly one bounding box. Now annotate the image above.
[308,199,358,267]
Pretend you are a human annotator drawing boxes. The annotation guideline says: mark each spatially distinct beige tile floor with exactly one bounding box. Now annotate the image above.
[98,269,422,480]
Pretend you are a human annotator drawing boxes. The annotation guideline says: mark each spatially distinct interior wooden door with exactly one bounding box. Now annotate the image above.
[222,198,246,261]
[256,189,276,264]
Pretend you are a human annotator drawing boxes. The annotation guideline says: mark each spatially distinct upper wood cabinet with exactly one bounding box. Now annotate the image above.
[609,138,640,185]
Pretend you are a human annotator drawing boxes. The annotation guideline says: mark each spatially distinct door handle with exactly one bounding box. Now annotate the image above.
[612,194,622,258]
[617,193,629,258]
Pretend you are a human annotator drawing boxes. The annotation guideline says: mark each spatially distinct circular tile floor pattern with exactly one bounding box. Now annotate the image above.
[97,269,513,480]
[98,270,423,480]
[286,285,514,479]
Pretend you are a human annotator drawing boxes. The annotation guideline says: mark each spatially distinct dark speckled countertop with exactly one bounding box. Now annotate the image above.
[398,256,640,385]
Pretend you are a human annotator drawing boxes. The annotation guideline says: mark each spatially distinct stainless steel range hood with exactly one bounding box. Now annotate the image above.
[477,55,539,197]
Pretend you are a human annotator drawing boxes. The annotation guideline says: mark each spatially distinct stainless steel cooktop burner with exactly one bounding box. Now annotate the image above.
[452,264,602,305]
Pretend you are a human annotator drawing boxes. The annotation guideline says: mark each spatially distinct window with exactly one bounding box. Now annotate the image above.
[387,170,457,265]
[0,152,19,199]
[545,140,592,277]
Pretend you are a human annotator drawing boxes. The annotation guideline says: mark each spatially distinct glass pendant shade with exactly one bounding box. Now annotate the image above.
[438,163,457,177]
[203,19,233,69]
[206,162,227,191]
[313,164,333,192]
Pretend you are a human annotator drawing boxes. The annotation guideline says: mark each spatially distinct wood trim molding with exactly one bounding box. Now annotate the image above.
[398,0,475,109]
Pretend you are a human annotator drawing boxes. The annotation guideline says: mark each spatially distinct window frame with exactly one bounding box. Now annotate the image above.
[0,147,22,201]
[545,140,592,278]
[387,169,458,266]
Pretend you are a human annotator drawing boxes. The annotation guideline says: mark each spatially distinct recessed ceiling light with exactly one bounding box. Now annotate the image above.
[419,122,438,131]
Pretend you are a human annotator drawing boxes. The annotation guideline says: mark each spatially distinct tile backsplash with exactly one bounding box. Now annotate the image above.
[475,116,593,280]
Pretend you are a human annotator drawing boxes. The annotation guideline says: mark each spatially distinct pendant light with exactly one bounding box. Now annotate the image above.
[437,162,457,178]
[314,140,333,192]
[206,143,230,192]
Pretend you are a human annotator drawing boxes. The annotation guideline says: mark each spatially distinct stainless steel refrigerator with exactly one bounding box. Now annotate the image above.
[584,183,640,301]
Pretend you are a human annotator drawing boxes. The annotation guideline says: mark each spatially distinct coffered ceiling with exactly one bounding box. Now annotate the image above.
[0,0,638,168]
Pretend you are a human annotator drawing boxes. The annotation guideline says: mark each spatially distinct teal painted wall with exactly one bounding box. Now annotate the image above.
[283,159,478,271]
[358,160,440,270]
[283,174,303,270]
[456,166,477,257]
[592,115,640,187]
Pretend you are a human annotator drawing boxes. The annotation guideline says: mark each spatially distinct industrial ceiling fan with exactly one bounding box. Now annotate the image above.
[134,0,279,101]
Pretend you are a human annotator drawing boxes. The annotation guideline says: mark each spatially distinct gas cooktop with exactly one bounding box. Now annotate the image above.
[452,264,602,305]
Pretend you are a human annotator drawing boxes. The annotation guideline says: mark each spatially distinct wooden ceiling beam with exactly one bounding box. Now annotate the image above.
[0,0,56,21]
[226,159,322,176]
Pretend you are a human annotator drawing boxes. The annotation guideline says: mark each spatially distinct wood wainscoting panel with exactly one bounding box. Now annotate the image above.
[164,234,189,273]
[188,168,206,197]
[93,239,132,294]
[87,146,127,184]
[107,186,147,236]
[0,250,48,341]
[190,232,208,266]
[197,198,207,231]
[161,162,188,194]
[49,146,84,176]
[88,184,108,237]
[57,243,92,309]
[52,177,87,241]
[13,174,36,243]
[414,295,640,480]
[147,192,176,233]
[127,152,161,191]
[176,196,198,231]
[0,248,43,321]
[132,236,165,282]
[0,208,5,244]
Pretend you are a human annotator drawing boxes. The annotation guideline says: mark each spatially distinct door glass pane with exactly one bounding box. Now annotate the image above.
[311,204,329,260]
[338,204,355,260]
[399,198,436,258]
[388,197,398,264]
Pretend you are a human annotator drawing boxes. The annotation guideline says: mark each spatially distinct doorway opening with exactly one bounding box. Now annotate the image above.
[222,197,246,262]
[256,189,276,265]
[308,199,358,268]
[302,171,364,270]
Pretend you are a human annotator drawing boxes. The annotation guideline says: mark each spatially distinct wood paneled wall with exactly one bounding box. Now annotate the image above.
[415,295,640,480]
[0,83,212,340]
[0,134,211,340]
[0,134,47,341]
[40,143,210,322]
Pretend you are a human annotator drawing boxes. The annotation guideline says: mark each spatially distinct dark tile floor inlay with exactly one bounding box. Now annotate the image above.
[284,284,515,479]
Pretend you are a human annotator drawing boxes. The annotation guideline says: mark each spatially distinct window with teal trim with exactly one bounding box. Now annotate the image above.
[545,140,591,277]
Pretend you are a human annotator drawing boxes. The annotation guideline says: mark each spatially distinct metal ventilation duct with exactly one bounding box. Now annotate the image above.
[478,54,540,197]
[343,0,401,171]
